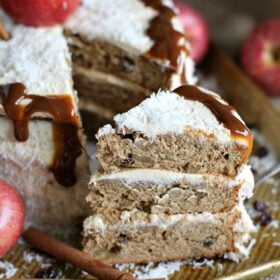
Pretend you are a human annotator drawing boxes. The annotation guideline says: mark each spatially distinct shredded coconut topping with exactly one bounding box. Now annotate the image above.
[98,89,245,144]
[65,0,157,54]
[0,9,73,96]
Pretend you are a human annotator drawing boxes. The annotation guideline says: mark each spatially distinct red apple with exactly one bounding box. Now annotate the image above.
[175,1,210,63]
[0,180,25,257]
[241,19,280,96]
[0,0,80,27]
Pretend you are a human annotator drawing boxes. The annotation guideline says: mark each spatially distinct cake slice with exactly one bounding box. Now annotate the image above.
[87,165,254,217]
[83,205,255,264]
[85,84,255,264]
[96,86,253,177]
[0,10,89,228]
[64,0,196,133]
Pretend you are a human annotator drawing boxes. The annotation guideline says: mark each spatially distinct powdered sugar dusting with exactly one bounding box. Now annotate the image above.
[65,0,157,54]
[116,261,184,279]
[116,258,223,279]
[0,261,17,278]
[23,251,54,268]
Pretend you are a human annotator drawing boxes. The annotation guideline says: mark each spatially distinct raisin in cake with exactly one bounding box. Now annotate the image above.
[64,0,196,134]
[0,10,89,228]
[84,85,255,264]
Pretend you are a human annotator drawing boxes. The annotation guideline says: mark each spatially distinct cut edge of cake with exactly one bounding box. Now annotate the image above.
[83,205,255,264]
[87,165,254,216]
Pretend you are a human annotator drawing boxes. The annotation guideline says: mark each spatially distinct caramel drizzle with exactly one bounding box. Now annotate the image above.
[141,0,189,70]
[175,85,253,151]
[0,83,82,187]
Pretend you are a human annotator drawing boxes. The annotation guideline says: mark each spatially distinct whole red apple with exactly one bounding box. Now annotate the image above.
[241,19,280,96]
[0,180,25,257]
[0,0,81,27]
[175,1,210,63]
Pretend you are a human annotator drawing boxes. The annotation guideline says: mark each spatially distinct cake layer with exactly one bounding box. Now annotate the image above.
[74,67,150,114]
[0,117,90,228]
[96,87,253,177]
[87,166,254,216]
[83,207,255,264]
[67,35,176,92]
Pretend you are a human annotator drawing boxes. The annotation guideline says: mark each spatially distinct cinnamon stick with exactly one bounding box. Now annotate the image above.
[22,227,135,280]
[0,21,10,41]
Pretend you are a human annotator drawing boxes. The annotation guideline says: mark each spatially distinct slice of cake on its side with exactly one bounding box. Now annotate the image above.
[64,0,196,133]
[0,10,90,229]
[96,86,253,177]
[84,85,255,264]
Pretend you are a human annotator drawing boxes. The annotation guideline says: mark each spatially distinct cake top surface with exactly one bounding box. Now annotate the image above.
[65,0,157,54]
[97,86,252,146]
[0,9,73,98]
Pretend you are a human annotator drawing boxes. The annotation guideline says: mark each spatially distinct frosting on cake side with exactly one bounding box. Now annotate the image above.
[92,165,254,198]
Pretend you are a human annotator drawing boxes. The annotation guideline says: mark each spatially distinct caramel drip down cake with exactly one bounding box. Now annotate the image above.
[0,10,90,229]
[84,85,255,264]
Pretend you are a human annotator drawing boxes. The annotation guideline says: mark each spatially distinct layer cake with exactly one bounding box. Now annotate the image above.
[84,85,255,264]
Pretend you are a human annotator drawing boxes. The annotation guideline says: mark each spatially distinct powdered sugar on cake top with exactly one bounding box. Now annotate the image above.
[0,9,73,96]
[98,89,246,144]
[65,0,157,54]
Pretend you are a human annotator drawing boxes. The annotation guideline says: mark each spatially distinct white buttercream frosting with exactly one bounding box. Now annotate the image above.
[92,165,254,200]
[97,88,247,145]
[0,10,73,96]
[65,0,157,55]
[0,117,54,166]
